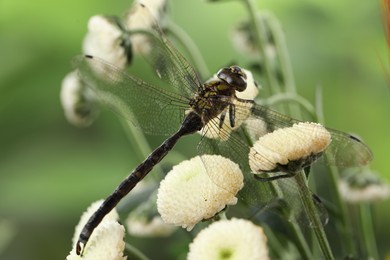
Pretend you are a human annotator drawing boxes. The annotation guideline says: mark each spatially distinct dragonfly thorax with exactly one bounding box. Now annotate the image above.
[190,66,247,127]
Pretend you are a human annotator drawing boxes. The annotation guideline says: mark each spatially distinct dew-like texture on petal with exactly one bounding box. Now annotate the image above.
[126,215,177,237]
[60,70,98,127]
[67,200,126,260]
[187,218,269,260]
[249,122,331,172]
[83,15,127,68]
[157,156,243,231]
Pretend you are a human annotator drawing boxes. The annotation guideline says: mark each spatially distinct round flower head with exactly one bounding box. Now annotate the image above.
[67,200,126,260]
[60,70,99,127]
[157,155,244,231]
[249,122,331,173]
[201,68,259,140]
[338,169,390,203]
[83,15,131,69]
[126,215,177,237]
[126,194,177,237]
[230,12,276,61]
[125,1,167,55]
[187,218,269,260]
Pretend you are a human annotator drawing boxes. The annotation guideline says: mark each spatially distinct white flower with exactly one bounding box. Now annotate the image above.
[60,70,99,127]
[83,15,130,68]
[187,218,269,260]
[157,155,244,231]
[126,215,177,237]
[236,68,260,100]
[67,200,126,260]
[249,122,331,173]
[230,12,277,61]
[244,117,268,142]
[126,193,177,237]
[201,68,259,140]
[125,1,167,55]
[338,170,390,203]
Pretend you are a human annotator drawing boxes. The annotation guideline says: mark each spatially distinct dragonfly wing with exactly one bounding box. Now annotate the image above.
[128,4,202,97]
[246,102,373,168]
[323,129,373,167]
[74,55,190,135]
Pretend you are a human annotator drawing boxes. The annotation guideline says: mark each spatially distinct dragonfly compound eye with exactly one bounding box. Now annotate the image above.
[217,66,247,92]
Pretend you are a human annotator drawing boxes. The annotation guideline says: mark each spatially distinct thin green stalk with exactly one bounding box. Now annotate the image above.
[358,203,379,260]
[289,222,313,260]
[166,21,210,79]
[316,88,356,255]
[295,171,334,259]
[264,11,302,118]
[125,243,150,260]
[242,0,281,95]
[120,119,163,176]
[263,224,312,260]
[262,92,316,120]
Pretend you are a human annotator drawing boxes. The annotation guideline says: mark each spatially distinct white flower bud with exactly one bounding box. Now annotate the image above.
[60,70,99,127]
[125,1,167,55]
[83,15,129,68]
[249,122,331,173]
[236,68,260,100]
[126,215,177,237]
[338,170,390,203]
[187,218,269,260]
[230,12,277,61]
[67,200,126,260]
[126,193,177,237]
[157,155,244,231]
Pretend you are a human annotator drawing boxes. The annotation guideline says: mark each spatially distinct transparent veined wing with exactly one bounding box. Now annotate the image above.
[127,4,202,97]
[73,55,191,136]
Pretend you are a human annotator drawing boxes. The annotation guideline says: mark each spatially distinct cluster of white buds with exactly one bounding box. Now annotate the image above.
[187,218,269,260]
[66,200,126,260]
[61,0,167,127]
[156,155,243,231]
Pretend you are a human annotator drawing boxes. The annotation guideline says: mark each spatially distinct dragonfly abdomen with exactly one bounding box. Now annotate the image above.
[76,112,203,255]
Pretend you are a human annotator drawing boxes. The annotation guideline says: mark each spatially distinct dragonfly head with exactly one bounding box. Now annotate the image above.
[217,66,247,92]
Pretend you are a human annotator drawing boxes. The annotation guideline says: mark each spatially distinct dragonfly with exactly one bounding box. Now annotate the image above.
[73,3,372,255]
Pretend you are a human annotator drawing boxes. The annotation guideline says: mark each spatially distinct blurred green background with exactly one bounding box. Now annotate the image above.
[0,0,388,259]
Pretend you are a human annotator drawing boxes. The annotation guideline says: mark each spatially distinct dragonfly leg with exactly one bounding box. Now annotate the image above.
[253,171,297,182]
[229,103,236,128]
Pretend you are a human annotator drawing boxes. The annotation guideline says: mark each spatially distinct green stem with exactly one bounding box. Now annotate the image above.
[289,222,313,260]
[120,119,163,177]
[295,171,334,259]
[242,0,281,95]
[317,88,356,255]
[358,203,379,260]
[262,92,317,120]
[125,243,150,260]
[166,21,210,79]
[264,11,302,118]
